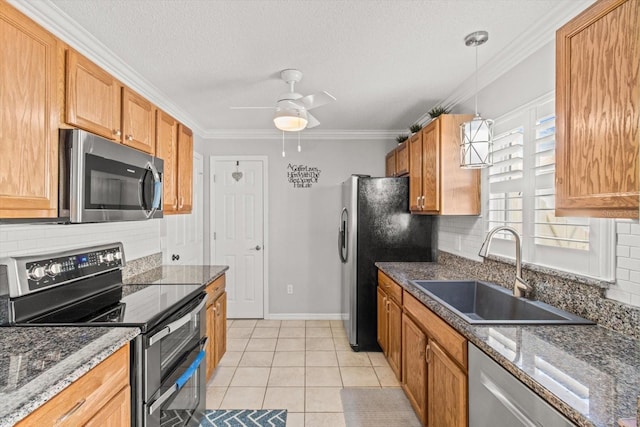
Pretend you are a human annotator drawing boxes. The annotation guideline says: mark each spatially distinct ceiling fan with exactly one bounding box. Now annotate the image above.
[230,69,336,131]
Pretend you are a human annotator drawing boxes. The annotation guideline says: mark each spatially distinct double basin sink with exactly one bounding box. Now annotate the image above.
[412,280,594,325]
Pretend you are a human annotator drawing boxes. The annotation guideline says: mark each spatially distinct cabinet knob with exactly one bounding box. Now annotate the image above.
[113,129,122,136]
[126,134,134,141]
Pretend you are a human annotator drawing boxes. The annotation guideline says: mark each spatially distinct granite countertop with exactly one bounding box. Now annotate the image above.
[0,326,139,426]
[376,262,640,427]
[122,265,228,296]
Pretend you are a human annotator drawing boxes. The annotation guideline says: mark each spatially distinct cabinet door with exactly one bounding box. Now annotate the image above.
[427,340,467,427]
[422,119,440,213]
[214,291,227,366]
[122,87,155,154]
[177,124,193,213]
[66,49,121,141]
[0,3,58,218]
[556,0,639,218]
[85,386,131,427]
[402,313,427,425]
[385,150,396,177]
[396,142,409,176]
[156,110,178,213]
[377,286,388,354]
[408,133,423,212]
[206,303,215,381]
[387,299,402,380]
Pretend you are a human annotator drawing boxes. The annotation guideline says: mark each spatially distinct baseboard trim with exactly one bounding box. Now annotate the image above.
[265,313,344,320]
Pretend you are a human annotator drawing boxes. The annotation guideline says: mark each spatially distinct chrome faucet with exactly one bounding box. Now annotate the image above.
[478,226,530,298]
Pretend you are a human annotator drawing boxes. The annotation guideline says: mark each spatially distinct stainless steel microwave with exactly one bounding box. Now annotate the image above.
[59,129,163,223]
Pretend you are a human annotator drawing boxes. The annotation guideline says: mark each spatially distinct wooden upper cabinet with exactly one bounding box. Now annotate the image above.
[395,141,409,176]
[156,110,179,212]
[409,115,479,215]
[385,149,397,177]
[556,0,639,218]
[408,132,423,211]
[122,87,155,154]
[66,49,121,141]
[177,124,193,213]
[0,2,58,218]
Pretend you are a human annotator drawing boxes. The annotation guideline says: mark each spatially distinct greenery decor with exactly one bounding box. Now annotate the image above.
[396,134,409,144]
[409,124,422,133]
[428,106,450,119]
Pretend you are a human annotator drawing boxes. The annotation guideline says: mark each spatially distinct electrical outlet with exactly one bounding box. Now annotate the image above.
[287,284,293,295]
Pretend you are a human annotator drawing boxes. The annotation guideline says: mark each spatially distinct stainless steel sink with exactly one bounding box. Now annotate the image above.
[411,280,594,325]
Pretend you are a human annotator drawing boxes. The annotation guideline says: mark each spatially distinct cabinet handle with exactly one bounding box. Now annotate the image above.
[113,129,121,136]
[56,399,86,424]
[421,195,425,209]
[173,197,178,209]
[425,343,431,364]
[179,196,184,209]
[126,134,134,141]
[216,302,222,316]
[416,196,420,209]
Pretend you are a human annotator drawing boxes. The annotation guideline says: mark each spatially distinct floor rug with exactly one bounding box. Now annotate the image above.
[199,409,287,427]
[341,388,421,427]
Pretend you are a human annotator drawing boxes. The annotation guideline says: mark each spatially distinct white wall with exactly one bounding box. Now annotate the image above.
[439,40,640,308]
[0,220,161,260]
[196,135,391,316]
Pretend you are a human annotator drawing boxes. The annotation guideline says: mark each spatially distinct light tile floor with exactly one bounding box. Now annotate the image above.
[207,319,401,427]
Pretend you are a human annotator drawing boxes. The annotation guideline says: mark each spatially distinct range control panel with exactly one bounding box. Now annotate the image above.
[0,243,125,297]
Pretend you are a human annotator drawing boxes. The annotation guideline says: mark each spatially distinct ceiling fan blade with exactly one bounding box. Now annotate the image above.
[299,91,336,110]
[306,113,320,129]
[229,106,274,110]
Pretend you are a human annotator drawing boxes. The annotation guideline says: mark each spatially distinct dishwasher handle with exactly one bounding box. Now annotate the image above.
[480,372,541,427]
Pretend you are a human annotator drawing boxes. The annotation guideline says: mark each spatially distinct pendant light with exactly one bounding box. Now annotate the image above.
[460,30,493,169]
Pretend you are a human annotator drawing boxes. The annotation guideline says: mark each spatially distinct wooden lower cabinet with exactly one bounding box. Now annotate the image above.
[17,343,130,426]
[205,274,227,381]
[379,269,469,427]
[402,313,428,425]
[427,340,467,427]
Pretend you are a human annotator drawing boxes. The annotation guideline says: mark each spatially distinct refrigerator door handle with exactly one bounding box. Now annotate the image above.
[338,207,348,263]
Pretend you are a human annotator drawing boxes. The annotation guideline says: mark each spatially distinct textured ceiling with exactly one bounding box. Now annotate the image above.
[43,0,588,134]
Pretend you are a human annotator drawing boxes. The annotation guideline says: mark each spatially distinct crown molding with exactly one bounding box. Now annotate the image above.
[201,129,401,141]
[413,0,594,126]
[7,0,205,136]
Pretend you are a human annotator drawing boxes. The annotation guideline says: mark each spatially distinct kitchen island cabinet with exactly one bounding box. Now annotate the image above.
[555,0,639,218]
[0,2,59,218]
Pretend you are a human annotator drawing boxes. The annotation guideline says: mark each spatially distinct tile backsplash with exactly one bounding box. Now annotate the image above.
[0,221,161,261]
[437,217,640,309]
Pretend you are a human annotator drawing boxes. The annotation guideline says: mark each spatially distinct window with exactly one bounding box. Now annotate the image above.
[485,93,614,280]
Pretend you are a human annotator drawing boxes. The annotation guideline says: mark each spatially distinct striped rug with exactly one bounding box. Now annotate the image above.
[199,409,287,427]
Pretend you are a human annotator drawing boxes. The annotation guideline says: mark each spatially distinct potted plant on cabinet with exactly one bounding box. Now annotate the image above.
[396,134,409,144]
[409,124,422,135]
[428,106,450,119]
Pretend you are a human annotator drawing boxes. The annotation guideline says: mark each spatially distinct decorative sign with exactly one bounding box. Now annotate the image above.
[287,163,321,189]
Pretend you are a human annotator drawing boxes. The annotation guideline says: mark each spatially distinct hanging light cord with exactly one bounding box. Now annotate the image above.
[474,42,479,117]
[282,132,285,157]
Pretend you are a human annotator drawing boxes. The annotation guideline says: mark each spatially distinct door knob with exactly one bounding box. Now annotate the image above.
[250,245,262,251]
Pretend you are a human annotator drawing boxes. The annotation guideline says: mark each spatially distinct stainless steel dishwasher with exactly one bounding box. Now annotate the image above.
[469,344,575,427]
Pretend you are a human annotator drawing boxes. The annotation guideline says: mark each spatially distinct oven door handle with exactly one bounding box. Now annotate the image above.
[148,338,208,416]
[148,295,207,346]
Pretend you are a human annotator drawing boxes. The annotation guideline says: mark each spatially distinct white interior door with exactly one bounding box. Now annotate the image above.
[164,153,204,265]
[211,157,266,318]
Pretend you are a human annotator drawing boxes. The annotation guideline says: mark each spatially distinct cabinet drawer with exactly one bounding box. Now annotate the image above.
[403,291,467,369]
[17,343,129,426]
[378,271,402,305]
[206,274,226,306]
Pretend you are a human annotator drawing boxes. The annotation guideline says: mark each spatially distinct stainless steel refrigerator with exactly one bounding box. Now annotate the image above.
[339,175,434,351]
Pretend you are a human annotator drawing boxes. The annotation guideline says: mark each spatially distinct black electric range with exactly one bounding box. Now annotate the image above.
[0,242,208,427]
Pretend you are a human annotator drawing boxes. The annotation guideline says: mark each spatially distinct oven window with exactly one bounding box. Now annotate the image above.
[85,153,154,210]
[161,317,201,372]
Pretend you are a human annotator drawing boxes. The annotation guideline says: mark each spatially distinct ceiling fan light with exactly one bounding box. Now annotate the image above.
[273,107,308,132]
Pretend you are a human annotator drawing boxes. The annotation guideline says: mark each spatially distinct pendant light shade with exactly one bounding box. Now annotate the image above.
[274,101,308,132]
[460,30,493,169]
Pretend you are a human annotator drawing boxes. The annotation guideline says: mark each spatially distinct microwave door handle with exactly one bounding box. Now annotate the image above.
[148,295,207,346]
[148,346,207,415]
[140,162,161,219]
